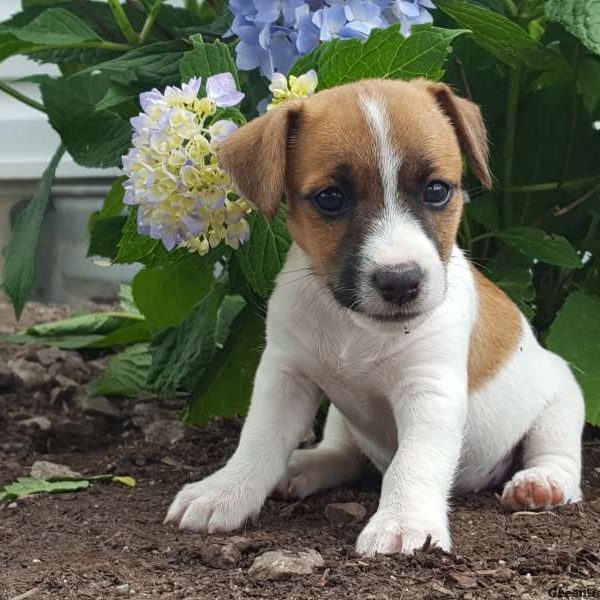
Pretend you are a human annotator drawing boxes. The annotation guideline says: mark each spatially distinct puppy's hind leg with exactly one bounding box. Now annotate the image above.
[501,361,584,511]
[277,404,364,499]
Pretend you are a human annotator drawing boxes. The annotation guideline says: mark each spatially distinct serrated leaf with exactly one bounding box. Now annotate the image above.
[42,73,131,168]
[8,7,101,45]
[90,39,189,90]
[89,343,151,398]
[291,25,467,87]
[546,292,600,425]
[132,255,214,331]
[437,0,539,67]
[180,35,238,85]
[2,145,65,319]
[491,227,583,269]
[234,208,291,298]
[547,0,600,57]
[147,284,226,395]
[114,207,160,264]
[184,304,264,426]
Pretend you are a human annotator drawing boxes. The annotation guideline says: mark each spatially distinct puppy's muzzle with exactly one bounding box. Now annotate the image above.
[370,262,422,307]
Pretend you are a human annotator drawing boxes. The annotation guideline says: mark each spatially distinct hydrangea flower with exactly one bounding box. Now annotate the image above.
[228,0,436,78]
[122,74,251,255]
[267,69,318,110]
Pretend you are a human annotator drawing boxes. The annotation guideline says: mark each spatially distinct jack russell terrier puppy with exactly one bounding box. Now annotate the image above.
[165,78,584,556]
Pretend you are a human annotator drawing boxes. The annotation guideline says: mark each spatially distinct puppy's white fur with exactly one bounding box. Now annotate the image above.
[166,92,584,556]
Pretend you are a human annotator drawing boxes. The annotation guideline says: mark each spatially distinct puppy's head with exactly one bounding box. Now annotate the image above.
[219,79,491,327]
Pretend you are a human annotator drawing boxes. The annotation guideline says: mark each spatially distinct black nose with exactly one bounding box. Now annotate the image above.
[371,263,422,306]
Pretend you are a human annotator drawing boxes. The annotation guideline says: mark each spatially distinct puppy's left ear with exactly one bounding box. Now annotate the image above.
[217,101,303,219]
[424,82,492,190]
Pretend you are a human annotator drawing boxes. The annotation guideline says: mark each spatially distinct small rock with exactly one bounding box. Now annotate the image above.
[31,460,82,480]
[115,583,130,595]
[78,395,122,419]
[132,402,172,428]
[325,502,367,525]
[0,364,20,391]
[448,573,478,589]
[200,543,243,569]
[143,419,186,446]
[17,416,52,432]
[8,358,50,389]
[248,549,324,580]
[36,347,68,366]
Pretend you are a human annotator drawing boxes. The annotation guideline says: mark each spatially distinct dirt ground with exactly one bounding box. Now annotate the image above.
[1,303,599,600]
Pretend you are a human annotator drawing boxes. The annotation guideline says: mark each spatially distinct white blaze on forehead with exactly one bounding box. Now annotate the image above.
[359,95,401,212]
[358,95,428,267]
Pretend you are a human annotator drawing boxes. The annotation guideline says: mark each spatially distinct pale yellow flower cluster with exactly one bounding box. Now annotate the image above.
[122,76,250,255]
[267,70,319,111]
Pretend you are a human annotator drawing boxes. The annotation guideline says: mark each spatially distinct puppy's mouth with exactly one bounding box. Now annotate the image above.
[328,283,423,323]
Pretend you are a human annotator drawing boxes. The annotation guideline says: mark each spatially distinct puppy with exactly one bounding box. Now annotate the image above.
[165,79,584,555]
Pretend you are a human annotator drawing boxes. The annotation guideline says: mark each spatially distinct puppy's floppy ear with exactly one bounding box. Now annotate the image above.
[421,81,492,190]
[217,101,303,219]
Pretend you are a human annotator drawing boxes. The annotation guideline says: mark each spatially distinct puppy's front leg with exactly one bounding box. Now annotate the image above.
[166,348,320,532]
[356,368,467,556]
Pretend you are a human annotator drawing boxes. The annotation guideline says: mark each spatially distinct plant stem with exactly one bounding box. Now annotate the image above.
[0,80,46,112]
[139,0,164,44]
[553,46,580,206]
[553,182,600,217]
[108,0,139,44]
[501,65,521,228]
[507,176,600,193]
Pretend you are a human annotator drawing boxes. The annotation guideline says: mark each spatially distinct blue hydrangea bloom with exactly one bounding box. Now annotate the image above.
[228,0,436,79]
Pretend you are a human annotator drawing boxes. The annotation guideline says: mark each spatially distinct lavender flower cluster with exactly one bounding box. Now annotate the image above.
[228,0,436,79]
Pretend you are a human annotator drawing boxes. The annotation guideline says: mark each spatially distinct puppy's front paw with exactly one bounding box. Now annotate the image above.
[356,511,450,557]
[165,469,264,533]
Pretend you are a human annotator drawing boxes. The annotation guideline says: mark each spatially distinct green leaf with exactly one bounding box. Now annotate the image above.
[578,57,600,114]
[490,227,583,269]
[546,292,600,426]
[0,332,106,349]
[547,0,600,57]
[0,477,89,501]
[184,305,264,426]
[28,312,143,336]
[2,145,65,319]
[147,284,226,395]
[132,255,214,331]
[88,178,127,232]
[114,207,160,264]
[485,247,534,318]
[8,7,101,45]
[291,25,467,87]
[90,39,189,90]
[88,215,127,260]
[88,321,151,349]
[180,35,238,85]
[234,208,291,298]
[437,0,539,67]
[41,73,131,168]
[89,343,151,397]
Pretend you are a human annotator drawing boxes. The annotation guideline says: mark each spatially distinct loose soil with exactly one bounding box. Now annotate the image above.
[1,302,599,600]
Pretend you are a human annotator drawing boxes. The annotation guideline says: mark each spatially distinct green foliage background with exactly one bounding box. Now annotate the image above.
[1,0,599,425]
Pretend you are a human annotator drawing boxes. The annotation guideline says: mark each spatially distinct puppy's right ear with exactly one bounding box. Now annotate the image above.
[218,102,302,219]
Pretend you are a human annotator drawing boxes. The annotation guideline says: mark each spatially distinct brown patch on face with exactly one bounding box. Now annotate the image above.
[285,83,382,277]
[468,267,523,391]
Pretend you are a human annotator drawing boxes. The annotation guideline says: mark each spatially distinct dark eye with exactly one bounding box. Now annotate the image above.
[423,180,452,209]
[312,187,346,216]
